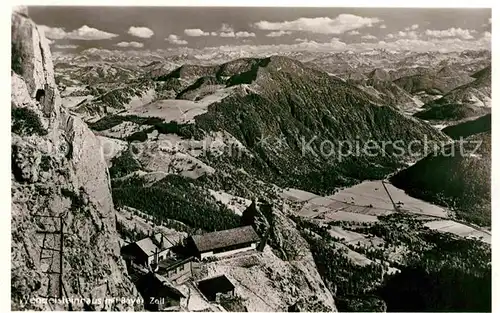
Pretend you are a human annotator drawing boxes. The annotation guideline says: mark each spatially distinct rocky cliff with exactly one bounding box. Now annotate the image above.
[11,7,140,310]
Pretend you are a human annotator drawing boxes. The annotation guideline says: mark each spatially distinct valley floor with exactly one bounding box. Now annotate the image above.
[282,180,490,244]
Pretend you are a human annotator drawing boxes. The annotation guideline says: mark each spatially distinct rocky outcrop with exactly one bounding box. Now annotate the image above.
[241,200,337,311]
[11,8,140,310]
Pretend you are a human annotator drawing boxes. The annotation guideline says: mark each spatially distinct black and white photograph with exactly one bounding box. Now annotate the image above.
[9,3,493,312]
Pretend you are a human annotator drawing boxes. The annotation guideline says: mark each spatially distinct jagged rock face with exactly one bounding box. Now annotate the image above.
[11,10,139,310]
[241,201,337,311]
[12,9,55,99]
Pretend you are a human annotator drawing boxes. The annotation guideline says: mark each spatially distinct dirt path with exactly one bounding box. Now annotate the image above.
[381,180,398,211]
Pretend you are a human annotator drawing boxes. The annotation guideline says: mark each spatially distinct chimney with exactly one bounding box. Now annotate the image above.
[151,248,158,272]
[151,232,159,247]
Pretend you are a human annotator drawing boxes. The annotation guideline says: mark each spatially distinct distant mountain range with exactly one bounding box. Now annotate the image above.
[415,65,491,121]
[53,47,491,74]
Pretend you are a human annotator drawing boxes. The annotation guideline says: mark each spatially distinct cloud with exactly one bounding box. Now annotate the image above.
[217,24,235,37]
[425,27,475,40]
[379,24,387,29]
[212,24,255,38]
[115,41,144,48]
[184,28,210,36]
[127,26,154,38]
[253,14,382,34]
[266,30,292,37]
[66,25,118,40]
[235,31,256,38]
[361,34,377,40]
[386,30,418,40]
[288,38,347,51]
[330,37,345,45]
[220,31,235,37]
[478,32,491,47]
[219,23,234,32]
[404,24,419,31]
[398,30,419,39]
[347,30,360,35]
[39,25,118,40]
[166,34,188,45]
[219,30,255,38]
[39,25,67,40]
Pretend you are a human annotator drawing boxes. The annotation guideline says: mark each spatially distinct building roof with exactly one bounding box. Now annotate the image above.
[156,232,185,247]
[135,237,159,257]
[197,275,235,296]
[155,274,186,298]
[137,272,186,299]
[158,256,195,272]
[134,232,184,257]
[190,226,260,254]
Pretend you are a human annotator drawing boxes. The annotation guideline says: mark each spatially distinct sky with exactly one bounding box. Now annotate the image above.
[27,6,491,53]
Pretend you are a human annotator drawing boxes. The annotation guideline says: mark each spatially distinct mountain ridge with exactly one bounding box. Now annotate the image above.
[11,8,140,310]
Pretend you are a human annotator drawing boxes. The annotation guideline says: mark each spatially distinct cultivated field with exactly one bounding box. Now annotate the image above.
[424,220,491,244]
[283,180,448,222]
[281,180,489,244]
[122,86,237,123]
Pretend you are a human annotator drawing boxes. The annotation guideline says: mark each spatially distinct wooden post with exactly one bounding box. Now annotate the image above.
[34,214,65,300]
[59,216,64,299]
